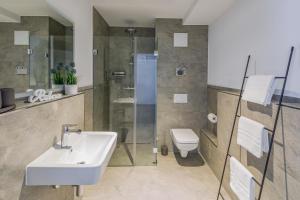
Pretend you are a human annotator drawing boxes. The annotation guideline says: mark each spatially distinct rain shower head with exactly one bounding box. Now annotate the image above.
[125,28,136,35]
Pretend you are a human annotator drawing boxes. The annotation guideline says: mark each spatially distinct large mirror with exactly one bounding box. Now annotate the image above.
[0,1,74,96]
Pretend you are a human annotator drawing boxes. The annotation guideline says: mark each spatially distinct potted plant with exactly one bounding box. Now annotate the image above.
[51,63,65,91]
[64,62,78,95]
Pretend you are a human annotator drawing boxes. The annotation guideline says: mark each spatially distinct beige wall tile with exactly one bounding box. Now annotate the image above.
[201,87,300,200]
[0,95,84,200]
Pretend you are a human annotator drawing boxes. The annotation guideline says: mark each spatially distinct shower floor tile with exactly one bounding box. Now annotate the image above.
[109,143,156,166]
[83,154,231,200]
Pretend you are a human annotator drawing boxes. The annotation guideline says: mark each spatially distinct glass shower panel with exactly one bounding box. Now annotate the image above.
[108,35,135,166]
[93,35,110,131]
[49,35,74,87]
[134,42,157,166]
[107,32,156,166]
[29,35,49,90]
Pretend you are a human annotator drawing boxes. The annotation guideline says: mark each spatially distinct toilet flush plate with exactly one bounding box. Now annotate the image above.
[174,94,188,103]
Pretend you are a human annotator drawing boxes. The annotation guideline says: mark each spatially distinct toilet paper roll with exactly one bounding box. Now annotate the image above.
[208,113,218,124]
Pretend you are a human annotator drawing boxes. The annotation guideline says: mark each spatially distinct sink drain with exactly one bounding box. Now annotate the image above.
[77,161,86,165]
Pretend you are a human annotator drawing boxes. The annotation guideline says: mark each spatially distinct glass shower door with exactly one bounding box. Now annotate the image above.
[108,35,135,166]
[134,52,157,166]
[29,35,49,90]
[107,33,157,166]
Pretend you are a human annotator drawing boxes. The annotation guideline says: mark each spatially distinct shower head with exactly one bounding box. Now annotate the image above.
[125,28,136,35]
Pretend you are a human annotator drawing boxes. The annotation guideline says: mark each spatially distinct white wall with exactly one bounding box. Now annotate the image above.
[47,0,93,87]
[208,0,300,97]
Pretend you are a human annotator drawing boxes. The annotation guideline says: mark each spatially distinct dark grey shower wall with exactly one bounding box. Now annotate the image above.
[92,8,110,131]
[65,27,74,64]
[49,17,67,68]
[109,27,155,37]
[155,18,208,151]
[90,10,156,132]
[109,27,155,54]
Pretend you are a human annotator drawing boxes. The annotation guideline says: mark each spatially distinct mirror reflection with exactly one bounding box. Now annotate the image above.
[0,4,73,95]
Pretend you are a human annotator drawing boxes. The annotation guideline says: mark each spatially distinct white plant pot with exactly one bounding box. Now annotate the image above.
[64,84,78,95]
[52,84,64,91]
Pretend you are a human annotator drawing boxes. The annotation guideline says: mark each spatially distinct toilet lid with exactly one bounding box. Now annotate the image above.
[171,129,199,144]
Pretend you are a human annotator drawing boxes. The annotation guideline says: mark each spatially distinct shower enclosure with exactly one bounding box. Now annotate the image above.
[93,26,157,166]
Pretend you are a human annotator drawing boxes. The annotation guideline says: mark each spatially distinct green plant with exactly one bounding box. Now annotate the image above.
[51,63,65,85]
[66,72,78,85]
[65,62,77,85]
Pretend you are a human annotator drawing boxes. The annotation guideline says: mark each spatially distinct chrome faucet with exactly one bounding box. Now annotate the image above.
[61,124,82,149]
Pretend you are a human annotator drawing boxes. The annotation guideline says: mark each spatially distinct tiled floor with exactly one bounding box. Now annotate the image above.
[83,154,230,200]
[109,104,156,166]
[109,143,156,166]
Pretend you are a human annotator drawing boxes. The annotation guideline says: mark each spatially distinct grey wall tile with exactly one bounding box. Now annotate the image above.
[156,18,208,151]
[93,8,110,131]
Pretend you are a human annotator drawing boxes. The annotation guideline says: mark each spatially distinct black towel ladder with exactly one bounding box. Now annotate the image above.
[216,46,295,200]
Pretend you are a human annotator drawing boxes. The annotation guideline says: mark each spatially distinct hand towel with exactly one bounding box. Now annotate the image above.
[237,116,269,158]
[230,157,255,200]
[242,75,276,106]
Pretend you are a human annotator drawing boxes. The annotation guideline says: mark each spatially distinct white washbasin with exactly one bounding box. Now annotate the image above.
[26,131,117,186]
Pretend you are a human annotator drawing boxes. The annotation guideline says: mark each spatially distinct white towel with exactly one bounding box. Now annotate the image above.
[242,75,276,106]
[237,116,269,158]
[230,157,255,200]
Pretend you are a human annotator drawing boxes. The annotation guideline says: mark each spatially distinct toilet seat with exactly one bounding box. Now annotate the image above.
[171,129,199,144]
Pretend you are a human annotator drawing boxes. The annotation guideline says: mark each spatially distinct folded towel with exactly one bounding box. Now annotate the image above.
[237,116,269,158]
[242,75,276,106]
[230,157,255,200]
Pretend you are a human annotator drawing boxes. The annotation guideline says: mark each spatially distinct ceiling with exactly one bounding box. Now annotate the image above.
[0,0,72,25]
[0,0,235,27]
[93,0,236,27]
[183,0,236,25]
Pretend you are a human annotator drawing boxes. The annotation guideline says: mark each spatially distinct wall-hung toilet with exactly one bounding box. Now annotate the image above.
[170,129,199,158]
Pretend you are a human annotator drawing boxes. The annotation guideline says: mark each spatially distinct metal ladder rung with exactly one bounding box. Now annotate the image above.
[226,154,262,187]
[234,114,275,133]
[219,192,259,200]
[245,76,286,79]
[264,127,273,132]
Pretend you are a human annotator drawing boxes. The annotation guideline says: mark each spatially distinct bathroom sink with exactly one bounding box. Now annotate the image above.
[26,131,117,186]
